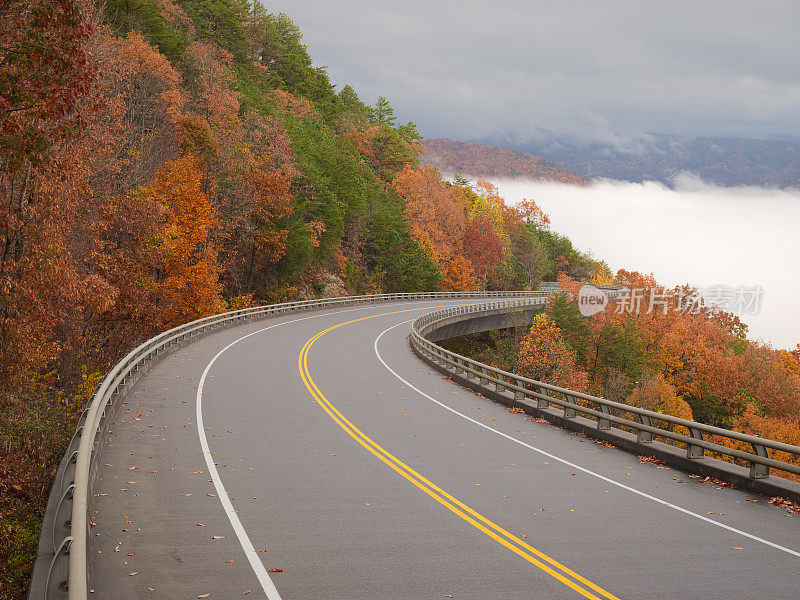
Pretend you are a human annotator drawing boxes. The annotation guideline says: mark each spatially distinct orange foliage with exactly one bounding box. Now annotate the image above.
[729,406,800,480]
[513,198,551,229]
[626,374,694,425]
[516,313,588,390]
[308,220,326,248]
[779,346,800,377]
[392,165,468,266]
[441,256,477,292]
[137,154,226,324]
[556,272,582,297]
[589,263,613,285]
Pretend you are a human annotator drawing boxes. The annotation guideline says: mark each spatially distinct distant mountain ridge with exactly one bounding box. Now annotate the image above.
[477,131,800,188]
[422,138,589,185]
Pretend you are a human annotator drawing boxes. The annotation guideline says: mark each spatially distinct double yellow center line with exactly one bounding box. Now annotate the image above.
[298,308,621,600]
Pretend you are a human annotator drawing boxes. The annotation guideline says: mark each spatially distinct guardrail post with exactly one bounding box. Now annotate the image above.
[514,382,526,401]
[45,536,72,600]
[563,393,577,419]
[61,451,78,494]
[749,441,770,478]
[637,415,654,442]
[479,368,489,385]
[597,404,612,430]
[536,386,550,408]
[463,363,476,379]
[454,359,464,374]
[686,427,705,459]
[495,375,505,393]
[53,485,75,551]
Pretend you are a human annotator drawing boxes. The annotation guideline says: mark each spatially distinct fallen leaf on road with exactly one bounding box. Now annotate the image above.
[769,496,800,514]
[268,568,283,572]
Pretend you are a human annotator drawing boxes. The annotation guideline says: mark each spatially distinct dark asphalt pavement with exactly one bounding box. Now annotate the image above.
[89,300,800,599]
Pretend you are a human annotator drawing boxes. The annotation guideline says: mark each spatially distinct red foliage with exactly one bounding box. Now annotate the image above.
[0,0,99,167]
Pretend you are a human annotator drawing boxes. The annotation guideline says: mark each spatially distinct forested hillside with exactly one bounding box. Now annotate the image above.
[423,138,589,185]
[0,2,607,595]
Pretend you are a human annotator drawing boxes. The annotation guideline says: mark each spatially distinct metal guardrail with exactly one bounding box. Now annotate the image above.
[410,301,800,482]
[43,290,545,600]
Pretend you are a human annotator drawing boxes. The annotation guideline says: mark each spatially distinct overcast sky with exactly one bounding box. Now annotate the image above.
[263,0,800,142]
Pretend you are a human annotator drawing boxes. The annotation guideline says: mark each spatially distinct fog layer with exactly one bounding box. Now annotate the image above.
[492,176,800,349]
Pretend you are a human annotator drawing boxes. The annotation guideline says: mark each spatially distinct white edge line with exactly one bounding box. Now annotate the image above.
[374,319,800,559]
[195,301,465,598]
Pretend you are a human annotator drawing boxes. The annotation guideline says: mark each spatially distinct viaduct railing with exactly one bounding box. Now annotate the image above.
[410,302,800,486]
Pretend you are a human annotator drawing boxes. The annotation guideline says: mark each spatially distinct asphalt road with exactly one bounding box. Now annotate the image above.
[89,300,800,599]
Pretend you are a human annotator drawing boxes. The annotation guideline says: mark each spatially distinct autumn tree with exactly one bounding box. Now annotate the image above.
[391,164,467,267]
[516,313,587,390]
[626,374,694,432]
[440,255,477,292]
[462,217,503,288]
[134,154,226,325]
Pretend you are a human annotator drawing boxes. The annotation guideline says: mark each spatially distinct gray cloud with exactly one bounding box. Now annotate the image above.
[263,0,800,142]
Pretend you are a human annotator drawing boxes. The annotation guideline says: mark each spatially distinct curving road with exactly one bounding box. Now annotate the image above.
[89,299,800,599]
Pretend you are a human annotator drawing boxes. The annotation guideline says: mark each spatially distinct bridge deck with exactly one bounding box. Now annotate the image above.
[89,300,800,599]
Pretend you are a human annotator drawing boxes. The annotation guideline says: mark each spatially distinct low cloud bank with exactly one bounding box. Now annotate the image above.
[492,176,800,349]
